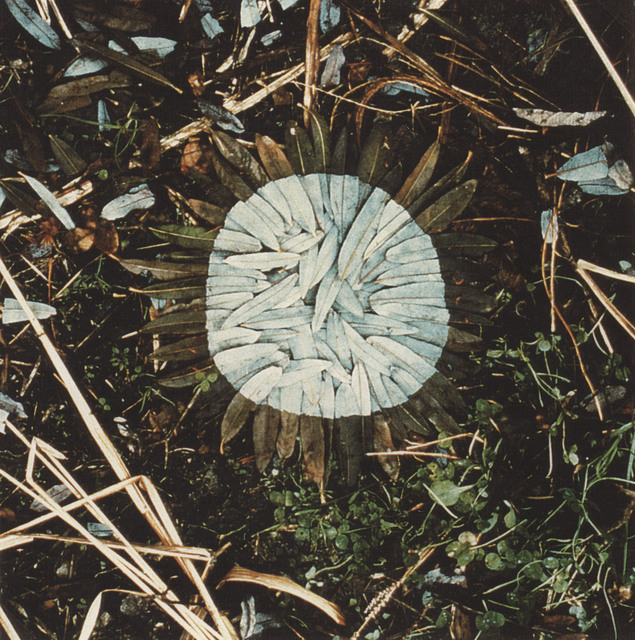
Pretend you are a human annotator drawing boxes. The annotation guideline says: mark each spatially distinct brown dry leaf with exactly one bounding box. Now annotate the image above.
[69,0,156,32]
[300,415,324,487]
[15,121,47,173]
[271,87,292,106]
[93,220,119,254]
[372,414,399,481]
[221,393,254,452]
[277,411,299,461]
[37,72,131,114]
[255,134,294,181]
[543,615,577,629]
[180,140,214,176]
[220,566,346,626]
[137,118,161,170]
[64,227,95,253]
[0,508,16,522]
[450,605,472,640]
[253,405,279,473]
[188,198,226,226]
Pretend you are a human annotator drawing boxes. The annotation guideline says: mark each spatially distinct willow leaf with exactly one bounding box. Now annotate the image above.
[49,135,87,177]
[5,0,60,49]
[141,310,206,334]
[255,134,294,180]
[150,335,209,362]
[285,121,316,175]
[119,258,206,280]
[212,130,268,188]
[415,179,477,232]
[357,122,392,186]
[149,225,217,250]
[21,174,75,230]
[221,392,255,450]
[308,112,331,172]
[253,404,279,472]
[300,413,325,487]
[395,136,440,207]
[159,358,216,388]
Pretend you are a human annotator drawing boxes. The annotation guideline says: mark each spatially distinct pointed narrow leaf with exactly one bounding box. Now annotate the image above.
[5,0,60,49]
[149,225,217,250]
[373,414,399,480]
[357,122,392,186]
[300,413,324,487]
[240,0,261,27]
[221,392,255,450]
[135,277,207,300]
[119,258,206,280]
[556,145,608,182]
[253,404,280,472]
[240,366,283,403]
[49,135,87,177]
[415,179,477,232]
[309,112,331,172]
[150,335,209,362]
[159,358,216,387]
[285,121,316,175]
[212,130,268,188]
[141,309,206,334]
[21,174,75,230]
[395,136,440,208]
[255,134,294,180]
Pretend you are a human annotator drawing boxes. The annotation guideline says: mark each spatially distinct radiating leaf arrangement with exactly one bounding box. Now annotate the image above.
[126,117,495,487]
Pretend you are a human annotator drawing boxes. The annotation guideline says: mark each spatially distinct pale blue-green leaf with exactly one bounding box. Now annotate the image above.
[21,174,75,230]
[320,45,345,87]
[608,159,633,190]
[5,0,60,49]
[540,209,557,243]
[371,302,450,325]
[351,362,371,415]
[64,57,107,77]
[327,311,351,370]
[278,0,299,8]
[312,265,343,332]
[342,174,359,234]
[206,291,253,310]
[225,351,288,388]
[242,306,313,330]
[320,375,336,419]
[335,382,359,419]
[319,0,340,33]
[214,229,262,253]
[364,203,411,260]
[280,231,323,254]
[344,311,415,337]
[214,343,279,372]
[390,366,421,396]
[314,335,352,384]
[245,193,286,234]
[393,335,443,364]
[329,174,345,236]
[377,260,443,287]
[0,391,26,418]
[299,243,318,298]
[229,201,280,250]
[370,282,446,306]
[338,187,389,281]
[101,184,155,220]
[197,100,245,133]
[382,375,408,406]
[579,178,629,196]
[369,336,437,383]
[208,256,266,280]
[365,365,390,408]
[205,308,232,331]
[257,182,293,227]
[201,14,224,40]
[207,327,260,356]
[97,99,110,132]
[224,252,300,271]
[513,108,607,127]
[310,224,339,288]
[222,273,298,328]
[557,145,608,182]
[3,298,56,324]
[240,366,283,403]
[334,280,364,317]
[301,173,326,229]
[131,36,177,58]
[278,175,317,235]
[276,359,331,387]
[207,275,270,294]
[261,30,282,46]
[340,317,392,375]
[382,81,429,98]
[240,0,261,27]
[385,234,435,263]
[289,323,318,359]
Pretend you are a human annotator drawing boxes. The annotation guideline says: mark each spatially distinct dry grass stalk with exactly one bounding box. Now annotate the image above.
[303,0,322,128]
[562,0,635,118]
[350,546,436,640]
[0,255,237,639]
[223,32,354,114]
[0,602,22,640]
[0,423,233,640]
[576,261,635,342]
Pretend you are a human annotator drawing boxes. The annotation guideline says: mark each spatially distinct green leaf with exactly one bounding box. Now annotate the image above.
[429,480,473,507]
[149,224,217,250]
[308,112,331,173]
[357,122,392,186]
[285,121,316,175]
[415,179,477,233]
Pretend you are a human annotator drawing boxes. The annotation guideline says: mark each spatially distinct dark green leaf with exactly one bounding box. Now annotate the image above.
[395,136,440,208]
[49,135,87,177]
[415,179,477,232]
[159,358,216,388]
[141,310,206,334]
[149,224,217,250]
[211,130,268,188]
[133,277,206,300]
[285,121,316,175]
[119,258,206,280]
[308,112,331,173]
[221,392,255,450]
[150,335,209,362]
[357,122,392,186]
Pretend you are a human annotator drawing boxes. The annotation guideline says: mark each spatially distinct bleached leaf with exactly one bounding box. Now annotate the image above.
[64,56,108,77]
[201,13,224,40]
[197,100,245,133]
[319,0,340,33]
[608,159,633,190]
[3,298,56,324]
[0,391,26,419]
[312,265,343,332]
[514,108,607,127]
[240,0,261,28]
[101,184,154,220]
[214,343,279,372]
[276,359,331,387]
[214,229,262,253]
[5,0,60,49]
[557,145,608,182]
[21,174,75,230]
[224,252,300,271]
[229,201,280,250]
[131,36,177,58]
[242,306,313,330]
[240,366,283,403]
[261,30,282,46]
[351,362,371,415]
[320,45,345,87]
[30,484,72,512]
[541,209,558,243]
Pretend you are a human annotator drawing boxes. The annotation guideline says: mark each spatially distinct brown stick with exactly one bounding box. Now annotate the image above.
[304,0,322,128]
